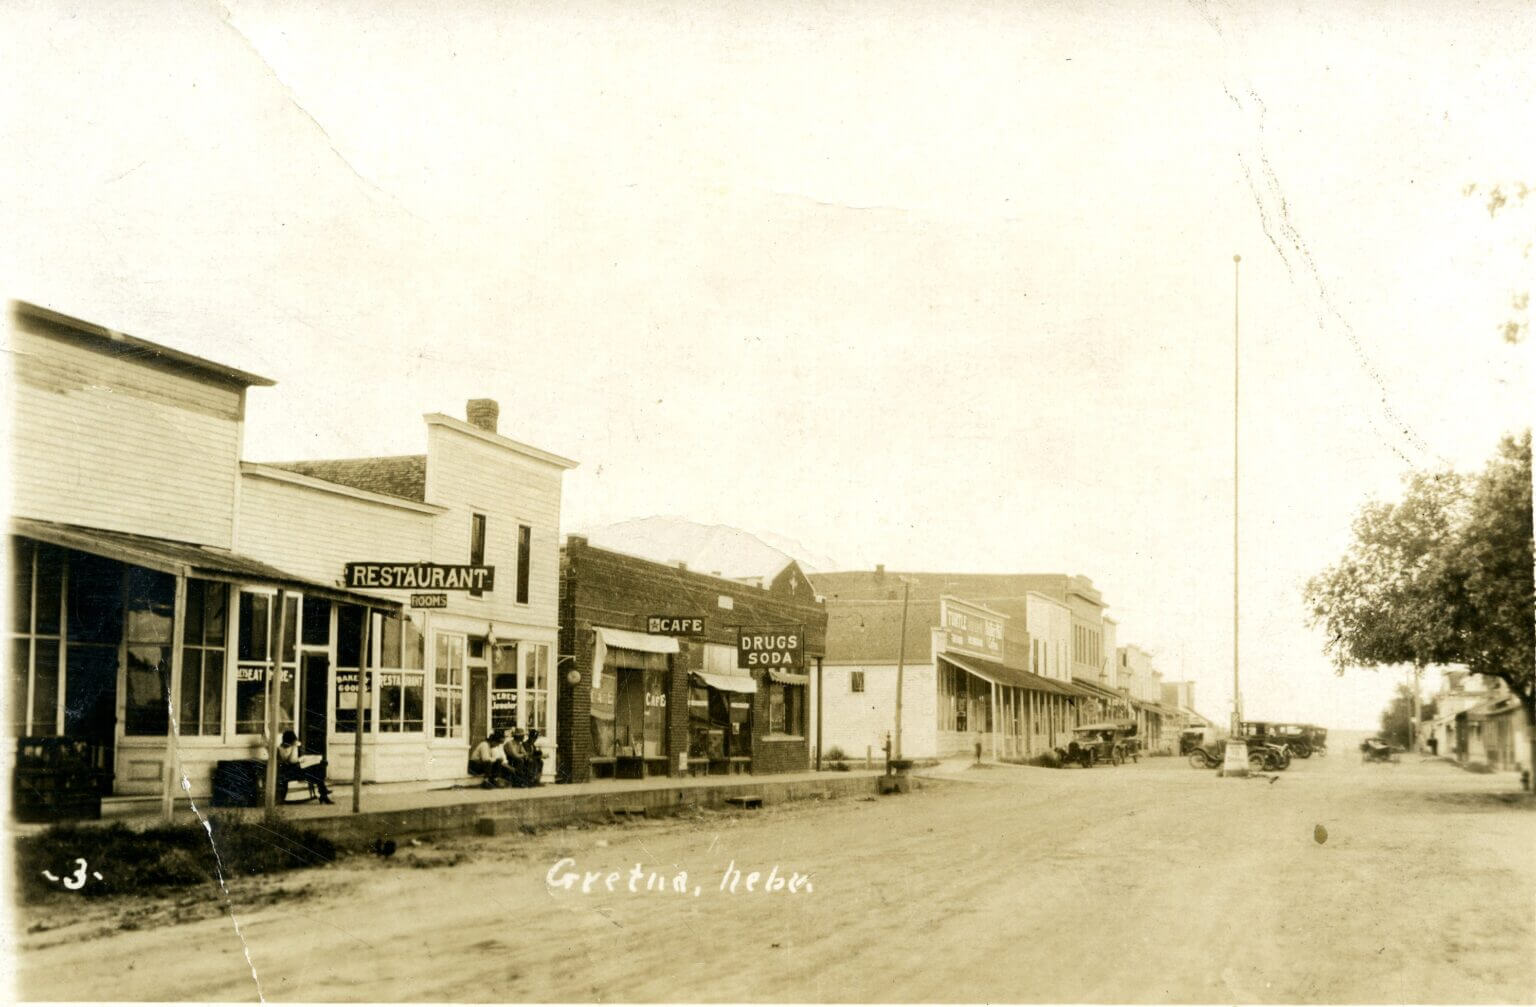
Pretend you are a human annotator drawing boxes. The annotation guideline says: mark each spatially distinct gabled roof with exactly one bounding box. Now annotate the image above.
[263,456,427,503]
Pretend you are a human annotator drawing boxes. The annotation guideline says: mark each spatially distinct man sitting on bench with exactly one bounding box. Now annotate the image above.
[277,730,334,804]
[469,730,515,788]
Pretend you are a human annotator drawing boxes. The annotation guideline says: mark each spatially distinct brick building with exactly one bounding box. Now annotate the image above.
[556,537,827,783]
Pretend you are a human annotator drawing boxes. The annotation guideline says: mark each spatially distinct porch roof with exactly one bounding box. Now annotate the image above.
[11,517,401,610]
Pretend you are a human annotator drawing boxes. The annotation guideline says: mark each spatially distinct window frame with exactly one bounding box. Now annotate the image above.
[432,631,467,740]
[515,524,532,605]
[469,513,487,598]
[849,670,865,694]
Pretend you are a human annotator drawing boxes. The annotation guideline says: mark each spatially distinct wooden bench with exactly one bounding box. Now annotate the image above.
[724,794,763,809]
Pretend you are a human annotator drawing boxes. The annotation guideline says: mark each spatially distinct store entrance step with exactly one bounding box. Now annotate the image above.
[610,805,647,818]
[724,795,763,809]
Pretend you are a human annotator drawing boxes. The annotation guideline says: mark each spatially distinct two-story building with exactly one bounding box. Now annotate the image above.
[6,301,402,797]
[810,568,1099,760]
[237,397,576,785]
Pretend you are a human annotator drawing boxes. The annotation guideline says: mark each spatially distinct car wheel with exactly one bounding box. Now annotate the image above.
[1248,752,1267,772]
[1189,751,1210,769]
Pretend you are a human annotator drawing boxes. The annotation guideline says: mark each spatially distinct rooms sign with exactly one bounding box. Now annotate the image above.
[346,563,494,591]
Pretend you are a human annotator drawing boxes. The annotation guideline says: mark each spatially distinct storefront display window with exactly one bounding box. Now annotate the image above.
[433,633,465,738]
[590,659,616,758]
[524,643,550,733]
[8,541,66,736]
[179,579,227,736]
[490,643,518,733]
[234,591,297,736]
[377,612,425,733]
[124,568,175,736]
[334,604,370,733]
[768,681,804,737]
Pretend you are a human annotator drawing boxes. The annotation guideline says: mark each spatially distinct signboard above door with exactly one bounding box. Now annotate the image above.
[737,628,803,670]
[345,563,494,592]
[648,616,706,636]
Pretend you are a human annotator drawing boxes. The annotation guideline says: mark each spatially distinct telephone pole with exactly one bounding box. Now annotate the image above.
[894,579,909,760]
[1223,253,1251,777]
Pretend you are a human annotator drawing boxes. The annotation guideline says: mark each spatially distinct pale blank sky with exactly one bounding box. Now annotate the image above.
[4,0,1532,728]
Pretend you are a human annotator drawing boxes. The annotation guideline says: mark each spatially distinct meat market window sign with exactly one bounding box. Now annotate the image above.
[345,563,494,592]
[737,629,803,670]
[648,616,705,636]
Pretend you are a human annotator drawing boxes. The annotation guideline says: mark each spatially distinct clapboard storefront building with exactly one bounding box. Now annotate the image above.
[7,302,401,797]
[236,397,577,786]
[556,536,827,783]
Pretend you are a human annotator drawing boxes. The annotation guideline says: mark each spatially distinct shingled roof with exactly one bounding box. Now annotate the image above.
[264,455,427,503]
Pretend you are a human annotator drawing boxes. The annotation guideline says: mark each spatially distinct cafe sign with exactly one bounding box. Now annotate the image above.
[737,628,803,670]
[345,563,494,592]
[647,616,706,636]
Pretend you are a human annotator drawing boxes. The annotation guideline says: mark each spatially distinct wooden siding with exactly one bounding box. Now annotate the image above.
[9,324,243,547]
[424,424,565,630]
[237,475,434,586]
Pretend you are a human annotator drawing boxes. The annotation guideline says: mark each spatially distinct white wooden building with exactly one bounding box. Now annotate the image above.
[6,301,574,798]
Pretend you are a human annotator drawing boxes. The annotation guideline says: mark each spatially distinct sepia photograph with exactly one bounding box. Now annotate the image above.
[2,1,1533,1003]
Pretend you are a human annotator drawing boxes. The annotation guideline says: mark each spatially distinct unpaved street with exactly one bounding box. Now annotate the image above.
[14,751,1535,1003]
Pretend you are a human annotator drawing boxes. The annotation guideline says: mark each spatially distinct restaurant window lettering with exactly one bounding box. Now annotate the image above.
[376,612,425,733]
[334,604,372,733]
[234,592,297,736]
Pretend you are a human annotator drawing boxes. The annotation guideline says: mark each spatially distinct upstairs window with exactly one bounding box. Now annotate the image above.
[470,514,487,598]
[516,525,531,605]
[850,670,865,694]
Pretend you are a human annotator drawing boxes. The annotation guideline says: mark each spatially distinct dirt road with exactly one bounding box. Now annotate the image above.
[13,750,1534,1003]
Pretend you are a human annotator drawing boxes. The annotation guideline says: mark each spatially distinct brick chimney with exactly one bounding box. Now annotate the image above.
[466,399,499,433]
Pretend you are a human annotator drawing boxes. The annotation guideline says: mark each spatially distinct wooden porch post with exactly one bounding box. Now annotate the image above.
[161,573,188,823]
[352,608,371,814]
[263,589,288,815]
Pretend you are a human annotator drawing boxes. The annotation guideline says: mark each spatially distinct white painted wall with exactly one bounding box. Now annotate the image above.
[9,320,243,547]
[817,662,937,761]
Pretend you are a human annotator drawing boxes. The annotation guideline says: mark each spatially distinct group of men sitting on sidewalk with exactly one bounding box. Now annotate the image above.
[467,728,545,788]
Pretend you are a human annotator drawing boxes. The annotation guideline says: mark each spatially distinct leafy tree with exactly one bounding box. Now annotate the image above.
[1308,431,1534,789]
[1378,683,1437,750]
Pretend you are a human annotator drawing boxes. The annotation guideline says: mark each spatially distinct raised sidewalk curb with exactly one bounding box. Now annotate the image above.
[284,771,883,845]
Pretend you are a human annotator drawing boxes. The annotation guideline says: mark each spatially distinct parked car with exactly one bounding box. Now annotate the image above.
[1360,737,1400,764]
[1304,725,1329,755]
[1270,723,1314,758]
[1057,721,1140,768]
[1187,736,1280,772]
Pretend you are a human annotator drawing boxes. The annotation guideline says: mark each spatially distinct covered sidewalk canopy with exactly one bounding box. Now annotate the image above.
[937,652,1081,758]
[12,517,402,611]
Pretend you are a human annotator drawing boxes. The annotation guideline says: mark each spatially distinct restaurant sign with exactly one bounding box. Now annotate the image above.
[648,616,706,636]
[346,563,494,592]
[737,629,803,671]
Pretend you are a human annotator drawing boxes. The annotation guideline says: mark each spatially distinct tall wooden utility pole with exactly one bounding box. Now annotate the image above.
[894,579,909,760]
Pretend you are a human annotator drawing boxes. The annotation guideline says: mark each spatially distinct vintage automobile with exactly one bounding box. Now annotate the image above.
[1239,721,1293,770]
[1304,725,1329,756]
[1270,723,1314,758]
[1179,729,1208,756]
[1360,737,1401,764]
[1187,736,1279,772]
[1057,721,1140,768]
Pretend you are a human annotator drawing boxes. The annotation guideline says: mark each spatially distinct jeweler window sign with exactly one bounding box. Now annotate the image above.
[345,563,494,592]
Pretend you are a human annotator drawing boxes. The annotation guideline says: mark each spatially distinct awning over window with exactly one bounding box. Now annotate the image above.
[10,516,400,610]
[592,626,681,690]
[692,671,757,694]
[767,669,809,686]
[939,652,1071,695]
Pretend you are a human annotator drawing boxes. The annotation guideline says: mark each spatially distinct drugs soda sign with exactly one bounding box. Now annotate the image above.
[737,629,803,670]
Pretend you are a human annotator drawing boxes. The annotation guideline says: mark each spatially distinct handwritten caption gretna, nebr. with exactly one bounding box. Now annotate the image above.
[546,858,813,896]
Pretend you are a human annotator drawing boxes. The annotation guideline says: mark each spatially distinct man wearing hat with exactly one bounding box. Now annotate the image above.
[502,728,531,786]
[469,730,514,788]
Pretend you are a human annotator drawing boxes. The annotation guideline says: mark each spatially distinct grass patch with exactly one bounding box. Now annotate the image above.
[15,812,338,902]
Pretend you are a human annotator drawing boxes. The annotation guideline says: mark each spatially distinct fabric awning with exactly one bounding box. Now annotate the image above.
[592,626,681,691]
[692,671,757,694]
[767,669,809,685]
[11,516,401,610]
